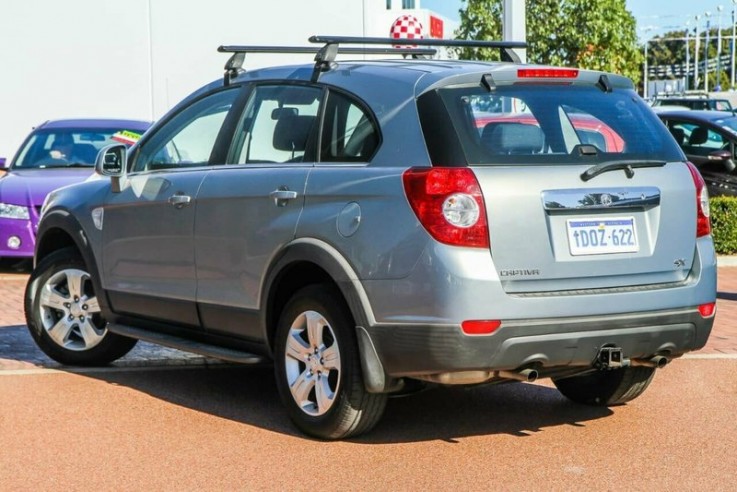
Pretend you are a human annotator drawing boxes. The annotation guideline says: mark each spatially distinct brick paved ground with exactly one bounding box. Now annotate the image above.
[1,264,736,370]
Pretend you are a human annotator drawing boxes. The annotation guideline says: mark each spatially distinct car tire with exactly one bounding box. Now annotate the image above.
[552,366,656,406]
[274,284,387,440]
[24,248,137,366]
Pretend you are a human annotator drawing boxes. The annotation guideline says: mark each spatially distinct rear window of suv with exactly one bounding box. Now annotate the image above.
[418,84,683,166]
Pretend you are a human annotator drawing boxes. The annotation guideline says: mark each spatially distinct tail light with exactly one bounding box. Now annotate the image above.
[402,167,489,248]
[698,302,716,318]
[461,319,501,335]
[686,162,711,237]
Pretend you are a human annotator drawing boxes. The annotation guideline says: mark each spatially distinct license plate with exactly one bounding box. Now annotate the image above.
[566,217,639,256]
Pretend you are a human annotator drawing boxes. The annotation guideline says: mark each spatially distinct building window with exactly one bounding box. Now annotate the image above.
[402,0,415,8]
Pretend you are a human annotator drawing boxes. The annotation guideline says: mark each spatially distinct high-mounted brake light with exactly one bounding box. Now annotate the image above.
[517,68,579,79]
[686,162,711,237]
[403,167,489,248]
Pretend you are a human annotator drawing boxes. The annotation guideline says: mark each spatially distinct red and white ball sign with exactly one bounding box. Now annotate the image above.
[389,14,424,48]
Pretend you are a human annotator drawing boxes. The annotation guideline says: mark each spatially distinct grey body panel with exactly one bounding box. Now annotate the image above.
[296,165,428,280]
[101,171,205,325]
[194,164,309,337]
[474,163,697,292]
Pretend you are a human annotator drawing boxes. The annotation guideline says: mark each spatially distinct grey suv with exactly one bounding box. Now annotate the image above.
[25,36,717,439]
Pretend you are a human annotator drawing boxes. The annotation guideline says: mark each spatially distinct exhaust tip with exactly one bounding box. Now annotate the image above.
[498,368,538,382]
[630,355,670,369]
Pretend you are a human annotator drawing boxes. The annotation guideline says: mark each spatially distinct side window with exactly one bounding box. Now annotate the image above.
[232,85,321,164]
[679,123,725,153]
[134,89,238,172]
[321,91,379,162]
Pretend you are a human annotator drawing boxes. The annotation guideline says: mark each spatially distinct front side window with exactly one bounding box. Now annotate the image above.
[133,88,238,172]
[231,85,321,164]
[421,84,682,165]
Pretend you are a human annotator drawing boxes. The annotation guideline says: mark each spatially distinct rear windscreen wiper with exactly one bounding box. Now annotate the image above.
[580,159,666,182]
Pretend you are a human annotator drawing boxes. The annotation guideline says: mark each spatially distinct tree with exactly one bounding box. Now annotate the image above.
[455,0,643,84]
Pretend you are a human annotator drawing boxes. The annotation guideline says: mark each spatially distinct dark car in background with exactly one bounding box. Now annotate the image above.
[657,109,737,197]
[652,94,734,113]
[0,119,151,259]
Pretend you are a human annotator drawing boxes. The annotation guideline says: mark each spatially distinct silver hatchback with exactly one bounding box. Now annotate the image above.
[25,36,717,439]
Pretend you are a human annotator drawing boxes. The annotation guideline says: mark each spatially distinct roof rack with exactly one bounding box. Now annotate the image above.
[308,35,527,63]
[218,35,528,85]
[218,44,437,85]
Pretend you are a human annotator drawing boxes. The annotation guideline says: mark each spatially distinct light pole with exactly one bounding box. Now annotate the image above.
[644,38,650,98]
[717,5,724,90]
[695,15,701,90]
[705,11,712,93]
[641,27,653,98]
[729,0,737,90]
[686,21,691,90]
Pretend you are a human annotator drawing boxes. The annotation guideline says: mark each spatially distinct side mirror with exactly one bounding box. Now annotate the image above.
[95,144,127,176]
[707,149,737,172]
[95,144,127,193]
[707,149,732,162]
[0,157,6,170]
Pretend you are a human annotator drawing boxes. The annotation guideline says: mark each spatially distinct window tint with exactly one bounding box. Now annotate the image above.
[422,85,682,165]
[134,89,238,172]
[321,91,379,162]
[231,85,321,164]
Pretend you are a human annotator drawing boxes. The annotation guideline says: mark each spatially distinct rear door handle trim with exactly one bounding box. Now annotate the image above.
[168,194,192,209]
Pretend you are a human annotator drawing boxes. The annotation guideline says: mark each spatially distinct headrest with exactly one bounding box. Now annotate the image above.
[273,112,315,152]
[688,127,709,146]
[485,122,545,154]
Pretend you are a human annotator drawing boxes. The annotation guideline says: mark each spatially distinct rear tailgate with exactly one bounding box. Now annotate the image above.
[473,162,696,293]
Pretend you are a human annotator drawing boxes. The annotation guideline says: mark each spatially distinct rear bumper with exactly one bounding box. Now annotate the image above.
[362,307,714,378]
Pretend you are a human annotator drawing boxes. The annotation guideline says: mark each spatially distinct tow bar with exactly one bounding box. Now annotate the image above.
[595,347,671,370]
[596,347,623,370]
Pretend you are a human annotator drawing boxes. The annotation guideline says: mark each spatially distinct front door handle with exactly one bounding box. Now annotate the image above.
[269,188,298,207]
[168,193,192,209]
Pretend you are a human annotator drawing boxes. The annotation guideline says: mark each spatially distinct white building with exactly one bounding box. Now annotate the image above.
[0,0,457,160]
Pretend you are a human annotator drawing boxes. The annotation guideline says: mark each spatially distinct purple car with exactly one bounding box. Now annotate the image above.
[0,119,150,258]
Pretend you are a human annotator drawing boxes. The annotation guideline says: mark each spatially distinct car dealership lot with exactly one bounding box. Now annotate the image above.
[1,264,736,489]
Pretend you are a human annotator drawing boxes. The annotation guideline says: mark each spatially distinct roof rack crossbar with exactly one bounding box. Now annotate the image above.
[308,35,527,49]
[217,44,437,85]
[308,35,527,61]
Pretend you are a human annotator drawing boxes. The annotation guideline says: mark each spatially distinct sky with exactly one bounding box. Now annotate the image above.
[422,0,733,41]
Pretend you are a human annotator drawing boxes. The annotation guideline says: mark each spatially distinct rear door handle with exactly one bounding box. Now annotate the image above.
[168,193,192,209]
[269,188,298,207]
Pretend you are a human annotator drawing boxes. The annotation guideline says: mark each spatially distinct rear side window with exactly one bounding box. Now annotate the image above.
[231,85,322,164]
[320,91,379,162]
[419,85,683,166]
